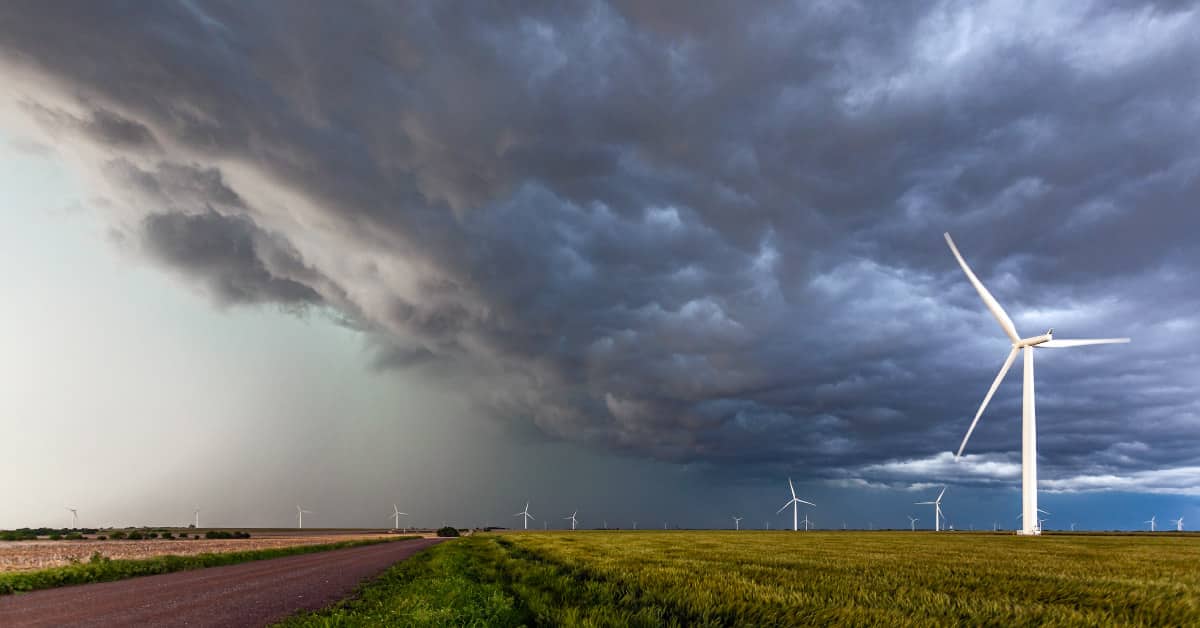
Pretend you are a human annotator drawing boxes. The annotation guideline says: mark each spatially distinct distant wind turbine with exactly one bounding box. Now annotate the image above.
[801,514,812,531]
[564,511,578,530]
[1145,515,1156,532]
[193,506,200,529]
[1070,522,1076,532]
[915,487,947,531]
[908,515,919,531]
[390,504,408,530]
[776,478,815,531]
[296,505,313,529]
[632,521,637,530]
[732,516,743,531]
[1170,516,1183,532]
[945,233,1129,536]
[65,507,78,529]
[1017,508,1051,533]
[513,502,534,530]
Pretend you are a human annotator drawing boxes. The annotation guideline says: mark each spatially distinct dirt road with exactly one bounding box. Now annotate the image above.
[0,537,444,627]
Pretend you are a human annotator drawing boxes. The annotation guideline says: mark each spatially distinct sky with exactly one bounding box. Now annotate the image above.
[0,1,1197,532]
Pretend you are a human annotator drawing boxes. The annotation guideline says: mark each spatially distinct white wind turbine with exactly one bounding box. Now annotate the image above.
[513,502,534,530]
[1017,507,1051,533]
[1145,515,1156,532]
[915,487,946,531]
[296,505,313,529]
[732,516,743,531]
[908,515,919,531]
[193,506,200,529]
[1170,516,1184,532]
[564,511,578,530]
[65,507,78,529]
[944,233,1130,536]
[801,514,813,531]
[776,478,815,531]
[390,504,408,530]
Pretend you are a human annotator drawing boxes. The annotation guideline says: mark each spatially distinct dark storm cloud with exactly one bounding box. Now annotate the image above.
[2,0,1197,491]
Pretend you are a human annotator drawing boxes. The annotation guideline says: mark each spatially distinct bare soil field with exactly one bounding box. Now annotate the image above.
[0,530,410,572]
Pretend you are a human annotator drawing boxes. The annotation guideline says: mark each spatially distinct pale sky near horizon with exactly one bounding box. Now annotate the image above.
[1,1,1197,532]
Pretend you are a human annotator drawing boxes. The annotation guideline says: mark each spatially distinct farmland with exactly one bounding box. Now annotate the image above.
[0,530,399,572]
[281,531,1200,626]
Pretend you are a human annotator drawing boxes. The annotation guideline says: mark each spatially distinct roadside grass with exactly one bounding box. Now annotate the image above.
[278,531,1200,627]
[0,536,419,595]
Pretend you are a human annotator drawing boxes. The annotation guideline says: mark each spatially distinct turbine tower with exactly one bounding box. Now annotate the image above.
[776,478,815,531]
[513,502,534,530]
[908,515,919,531]
[296,505,313,529]
[801,514,812,531]
[732,516,743,531]
[915,487,946,531]
[1170,516,1184,532]
[1145,515,1156,532]
[564,511,578,530]
[65,507,78,529]
[390,504,408,530]
[944,233,1130,536]
[193,506,200,529]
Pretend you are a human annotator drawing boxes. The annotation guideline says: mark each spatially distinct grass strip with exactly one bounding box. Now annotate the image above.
[0,536,421,595]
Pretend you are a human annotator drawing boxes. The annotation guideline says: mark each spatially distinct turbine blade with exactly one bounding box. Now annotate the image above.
[788,477,797,499]
[956,346,1020,457]
[937,486,947,501]
[944,233,1020,343]
[776,501,792,514]
[798,499,815,507]
[1040,338,1130,348]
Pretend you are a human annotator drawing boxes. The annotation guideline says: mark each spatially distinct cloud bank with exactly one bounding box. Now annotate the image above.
[2,0,1197,491]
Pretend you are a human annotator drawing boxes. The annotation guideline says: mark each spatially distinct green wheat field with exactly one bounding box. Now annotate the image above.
[281,531,1200,627]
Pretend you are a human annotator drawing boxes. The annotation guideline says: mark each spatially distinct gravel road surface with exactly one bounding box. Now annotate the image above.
[0,537,444,627]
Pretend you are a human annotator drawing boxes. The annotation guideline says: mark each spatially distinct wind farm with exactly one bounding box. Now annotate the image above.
[2,2,1197,625]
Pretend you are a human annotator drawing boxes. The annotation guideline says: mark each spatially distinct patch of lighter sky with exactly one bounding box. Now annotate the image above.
[0,138,493,530]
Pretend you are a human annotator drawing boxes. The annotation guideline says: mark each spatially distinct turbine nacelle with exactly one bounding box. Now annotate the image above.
[1016,330,1054,348]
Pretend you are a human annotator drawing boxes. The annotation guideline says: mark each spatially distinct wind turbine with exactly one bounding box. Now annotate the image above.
[945,233,1129,536]
[801,514,812,531]
[915,487,946,531]
[193,506,200,529]
[65,507,78,529]
[1017,508,1051,533]
[390,504,408,531]
[632,521,637,530]
[908,515,919,531]
[513,502,534,530]
[1145,515,1156,532]
[296,505,313,529]
[776,478,815,531]
[1170,516,1184,532]
[732,516,743,531]
[564,511,578,531]
[1070,522,1076,532]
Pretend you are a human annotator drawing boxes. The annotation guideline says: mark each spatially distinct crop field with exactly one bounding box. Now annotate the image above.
[0,531,397,572]
[282,531,1200,626]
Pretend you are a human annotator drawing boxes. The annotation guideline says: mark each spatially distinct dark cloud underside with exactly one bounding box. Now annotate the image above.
[2,0,1197,489]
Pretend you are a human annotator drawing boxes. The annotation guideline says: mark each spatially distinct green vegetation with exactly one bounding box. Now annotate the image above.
[279,531,1200,627]
[0,536,420,596]
[435,527,460,538]
[205,530,252,539]
[1,528,98,541]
